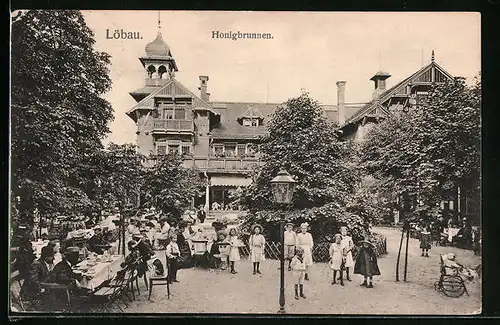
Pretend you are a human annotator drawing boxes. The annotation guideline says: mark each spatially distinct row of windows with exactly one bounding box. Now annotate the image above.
[211,143,259,157]
[156,142,192,156]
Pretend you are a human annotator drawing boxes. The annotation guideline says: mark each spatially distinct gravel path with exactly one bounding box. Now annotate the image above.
[117,227,481,314]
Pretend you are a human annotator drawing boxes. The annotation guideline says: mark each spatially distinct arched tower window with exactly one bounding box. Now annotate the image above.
[147,65,156,79]
[158,65,168,79]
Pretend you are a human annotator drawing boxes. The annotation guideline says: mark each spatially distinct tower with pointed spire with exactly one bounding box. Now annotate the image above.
[139,12,178,88]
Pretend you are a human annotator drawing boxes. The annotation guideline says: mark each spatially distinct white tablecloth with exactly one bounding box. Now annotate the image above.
[74,255,124,291]
[66,229,94,240]
[447,228,460,242]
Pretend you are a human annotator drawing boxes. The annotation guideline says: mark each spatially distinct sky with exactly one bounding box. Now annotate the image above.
[81,11,481,145]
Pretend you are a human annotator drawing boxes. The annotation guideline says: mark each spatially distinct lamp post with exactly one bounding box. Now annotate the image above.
[270,169,297,315]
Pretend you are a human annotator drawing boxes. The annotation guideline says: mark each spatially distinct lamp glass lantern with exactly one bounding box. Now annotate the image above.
[270,169,297,204]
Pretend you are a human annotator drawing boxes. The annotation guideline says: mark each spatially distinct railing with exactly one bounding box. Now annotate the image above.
[145,78,169,87]
[182,156,263,172]
[152,119,194,133]
[237,239,388,262]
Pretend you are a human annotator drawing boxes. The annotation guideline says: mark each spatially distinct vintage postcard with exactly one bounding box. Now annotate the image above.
[9,10,481,315]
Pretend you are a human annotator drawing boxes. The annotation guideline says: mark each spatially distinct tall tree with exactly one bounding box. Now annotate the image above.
[240,92,364,242]
[360,76,481,222]
[142,153,204,219]
[11,10,114,220]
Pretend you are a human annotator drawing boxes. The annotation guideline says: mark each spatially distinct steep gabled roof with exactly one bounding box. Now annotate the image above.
[126,78,217,122]
[341,61,454,128]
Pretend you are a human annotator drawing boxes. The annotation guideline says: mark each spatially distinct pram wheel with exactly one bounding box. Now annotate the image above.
[441,275,466,298]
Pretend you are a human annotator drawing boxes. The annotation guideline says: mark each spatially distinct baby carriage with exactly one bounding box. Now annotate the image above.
[434,253,475,298]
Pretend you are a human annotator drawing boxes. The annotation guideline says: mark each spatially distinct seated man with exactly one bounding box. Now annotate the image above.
[87,227,107,255]
[20,246,55,302]
[132,232,154,277]
[45,246,88,294]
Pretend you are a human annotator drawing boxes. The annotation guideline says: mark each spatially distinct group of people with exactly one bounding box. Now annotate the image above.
[245,222,381,300]
[418,217,477,256]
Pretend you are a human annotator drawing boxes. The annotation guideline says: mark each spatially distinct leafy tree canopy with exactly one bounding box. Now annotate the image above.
[11,10,114,220]
[360,76,481,220]
[240,92,363,242]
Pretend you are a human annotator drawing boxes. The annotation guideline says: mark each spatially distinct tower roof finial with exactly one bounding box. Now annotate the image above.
[158,11,161,30]
[431,50,435,63]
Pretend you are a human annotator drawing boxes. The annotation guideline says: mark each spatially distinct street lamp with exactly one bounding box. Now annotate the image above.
[270,168,298,314]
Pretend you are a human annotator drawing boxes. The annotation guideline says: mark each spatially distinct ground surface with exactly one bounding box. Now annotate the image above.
[108,227,482,314]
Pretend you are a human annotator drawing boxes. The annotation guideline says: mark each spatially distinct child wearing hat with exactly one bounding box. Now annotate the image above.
[296,223,314,280]
[329,233,345,286]
[419,224,431,257]
[340,226,355,282]
[354,239,381,288]
[228,228,241,274]
[290,247,307,300]
[284,223,297,271]
[249,224,266,275]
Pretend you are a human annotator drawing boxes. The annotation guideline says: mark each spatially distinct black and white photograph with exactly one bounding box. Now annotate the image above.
[9,10,481,315]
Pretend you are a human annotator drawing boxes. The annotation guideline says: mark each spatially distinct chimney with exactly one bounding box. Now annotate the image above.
[336,81,346,125]
[370,71,391,99]
[198,76,210,101]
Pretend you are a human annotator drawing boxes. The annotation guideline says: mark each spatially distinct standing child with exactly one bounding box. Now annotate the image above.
[296,223,314,280]
[339,226,355,281]
[166,234,180,283]
[420,225,431,257]
[329,233,345,286]
[284,223,297,271]
[249,224,266,275]
[354,239,381,288]
[290,247,307,300]
[228,228,241,274]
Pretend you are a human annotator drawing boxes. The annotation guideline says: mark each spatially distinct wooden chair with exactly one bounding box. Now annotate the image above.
[91,268,132,312]
[10,270,25,311]
[148,253,170,301]
[192,240,208,267]
[40,282,72,306]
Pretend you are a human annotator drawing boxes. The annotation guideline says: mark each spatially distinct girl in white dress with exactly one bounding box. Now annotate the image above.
[249,224,265,275]
[329,233,345,286]
[228,228,241,274]
[296,223,313,280]
[290,247,307,300]
[340,226,355,282]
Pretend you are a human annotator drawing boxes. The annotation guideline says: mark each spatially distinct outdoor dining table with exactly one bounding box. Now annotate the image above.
[72,254,124,291]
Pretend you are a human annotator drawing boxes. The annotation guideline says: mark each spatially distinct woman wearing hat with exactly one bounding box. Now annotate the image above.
[354,238,381,288]
[284,223,297,271]
[176,220,194,269]
[340,226,355,282]
[249,224,266,275]
[296,223,314,280]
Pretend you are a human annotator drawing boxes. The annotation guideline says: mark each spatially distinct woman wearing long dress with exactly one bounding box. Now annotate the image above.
[176,221,193,269]
[249,224,265,275]
[340,226,354,281]
[296,223,313,280]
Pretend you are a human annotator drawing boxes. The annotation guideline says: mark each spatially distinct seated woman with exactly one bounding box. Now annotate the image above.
[453,219,473,249]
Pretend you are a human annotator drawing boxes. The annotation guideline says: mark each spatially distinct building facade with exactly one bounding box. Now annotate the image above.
[127,31,472,222]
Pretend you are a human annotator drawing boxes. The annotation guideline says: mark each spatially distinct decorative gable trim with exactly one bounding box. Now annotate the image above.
[126,78,218,118]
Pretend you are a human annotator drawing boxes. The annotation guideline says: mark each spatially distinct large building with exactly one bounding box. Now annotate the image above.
[126,29,463,220]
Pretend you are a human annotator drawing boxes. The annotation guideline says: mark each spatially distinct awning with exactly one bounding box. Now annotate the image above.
[210,176,252,187]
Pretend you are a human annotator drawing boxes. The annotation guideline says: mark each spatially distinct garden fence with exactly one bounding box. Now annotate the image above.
[238,237,387,263]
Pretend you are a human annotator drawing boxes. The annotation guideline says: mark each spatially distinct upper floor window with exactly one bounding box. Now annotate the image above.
[156,141,191,156]
[243,118,260,127]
